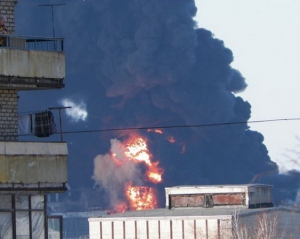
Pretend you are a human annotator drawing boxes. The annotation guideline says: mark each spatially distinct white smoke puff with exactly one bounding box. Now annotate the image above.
[110,138,128,161]
[92,139,143,207]
[60,98,88,122]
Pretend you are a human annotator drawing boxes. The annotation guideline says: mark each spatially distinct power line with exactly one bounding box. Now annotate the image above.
[17,117,300,137]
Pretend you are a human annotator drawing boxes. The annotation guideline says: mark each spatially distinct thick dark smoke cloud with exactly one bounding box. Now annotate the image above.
[15,0,300,210]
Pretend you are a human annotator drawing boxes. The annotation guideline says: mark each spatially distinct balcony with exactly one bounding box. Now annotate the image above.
[0,35,65,90]
[0,141,68,193]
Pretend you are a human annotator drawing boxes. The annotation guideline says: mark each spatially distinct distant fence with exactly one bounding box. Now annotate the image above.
[0,35,64,52]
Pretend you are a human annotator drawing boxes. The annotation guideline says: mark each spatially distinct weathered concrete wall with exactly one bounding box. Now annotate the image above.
[89,208,300,239]
[0,0,17,33]
[165,185,273,209]
[0,142,68,183]
[89,216,232,239]
[0,48,65,79]
[0,89,18,141]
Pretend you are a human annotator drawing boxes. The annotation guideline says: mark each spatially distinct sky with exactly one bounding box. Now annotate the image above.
[195,0,300,172]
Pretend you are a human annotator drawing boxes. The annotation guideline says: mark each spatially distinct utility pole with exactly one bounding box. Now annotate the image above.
[39,3,66,37]
[48,106,71,142]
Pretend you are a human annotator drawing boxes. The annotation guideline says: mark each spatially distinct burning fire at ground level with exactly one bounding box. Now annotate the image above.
[93,131,169,213]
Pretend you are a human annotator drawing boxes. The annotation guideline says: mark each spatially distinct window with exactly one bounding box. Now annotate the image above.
[0,195,46,239]
[47,216,63,239]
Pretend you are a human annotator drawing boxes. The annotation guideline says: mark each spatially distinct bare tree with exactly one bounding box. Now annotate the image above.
[253,213,285,239]
[187,209,289,239]
[231,209,252,239]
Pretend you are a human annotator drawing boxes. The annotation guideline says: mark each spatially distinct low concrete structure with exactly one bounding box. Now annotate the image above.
[165,184,273,209]
[88,185,300,239]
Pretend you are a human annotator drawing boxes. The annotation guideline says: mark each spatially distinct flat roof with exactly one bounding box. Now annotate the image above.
[89,207,300,221]
[166,184,272,189]
[92,207,265,219]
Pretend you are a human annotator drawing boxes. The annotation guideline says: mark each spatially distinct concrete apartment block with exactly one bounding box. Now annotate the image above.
[0,1,67,238]
[0,89,18,141]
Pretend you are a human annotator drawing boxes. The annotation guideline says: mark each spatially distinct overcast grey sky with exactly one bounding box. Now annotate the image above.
[195,0,300,172]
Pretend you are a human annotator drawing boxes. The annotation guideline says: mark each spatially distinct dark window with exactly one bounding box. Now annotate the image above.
[0,195,46,239]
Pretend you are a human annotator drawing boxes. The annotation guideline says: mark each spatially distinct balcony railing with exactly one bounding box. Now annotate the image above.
[0,34,64,52]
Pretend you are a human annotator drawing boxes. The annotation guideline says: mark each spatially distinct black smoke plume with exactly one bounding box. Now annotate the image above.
[16,0,300,210]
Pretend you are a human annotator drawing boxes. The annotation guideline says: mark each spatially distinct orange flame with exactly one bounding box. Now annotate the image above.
[125,182,157,210]
[111,152,123,166]
[147,129,163,134]
[125,137,151,165]
[124,136,163,183]
[109,134,163,213]
[112,202,128,214]
[147,162,163,183]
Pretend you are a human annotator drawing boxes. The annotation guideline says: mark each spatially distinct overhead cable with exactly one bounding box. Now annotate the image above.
[17,117,300,137]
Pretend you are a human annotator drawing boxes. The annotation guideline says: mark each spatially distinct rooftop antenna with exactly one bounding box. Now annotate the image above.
[39,3,66,37]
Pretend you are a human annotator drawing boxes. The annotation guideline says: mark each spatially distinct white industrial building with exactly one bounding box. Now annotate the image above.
[89,184,300,239]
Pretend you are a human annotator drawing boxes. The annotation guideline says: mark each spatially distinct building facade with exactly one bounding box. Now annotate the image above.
[0,1,67,238]
[89,184,300,239]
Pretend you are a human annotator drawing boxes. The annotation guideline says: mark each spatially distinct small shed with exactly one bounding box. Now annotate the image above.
[165,184,273,209]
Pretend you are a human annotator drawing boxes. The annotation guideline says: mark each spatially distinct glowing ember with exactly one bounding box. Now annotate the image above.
[168,136,175,143]
[126,183,157,210]
[147,172,162,183]
[147,162,163,183]
[147,129,163,134]
[113,202,128,214]
[111,152,123,166]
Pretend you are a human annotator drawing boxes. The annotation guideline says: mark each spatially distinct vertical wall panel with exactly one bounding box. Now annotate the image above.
[148,220,159,239]
[160,220,171,238]
[195,219,207,239]
[90,217,232,239]
[172,219,183,239]
[113,221,123,239]
[183,219,196,239]
[125,221,135,239]
[136,220,147,238]
[101,221,112,239]
[207,219,219,239]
